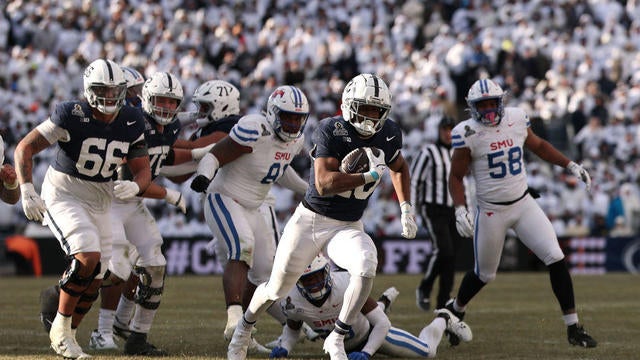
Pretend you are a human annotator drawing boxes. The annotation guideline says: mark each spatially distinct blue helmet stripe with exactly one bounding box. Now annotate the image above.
[290,86,301,108]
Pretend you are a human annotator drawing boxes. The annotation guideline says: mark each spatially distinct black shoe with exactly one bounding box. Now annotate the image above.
[444,299,465,346]
[39,285,60,334]
[416,288,431,311]
[125,331,168,356]
[567,324,597,348]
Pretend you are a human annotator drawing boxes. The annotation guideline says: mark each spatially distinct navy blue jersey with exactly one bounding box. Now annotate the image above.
[305,116,403,221]
[50,101,146,182]
[144,114,182,179]
[190,115,241,140]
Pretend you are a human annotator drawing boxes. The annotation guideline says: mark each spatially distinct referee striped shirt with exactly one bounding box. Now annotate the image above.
[410,142,453,208]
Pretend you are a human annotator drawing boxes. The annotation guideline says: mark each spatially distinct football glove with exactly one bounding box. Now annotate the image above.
[113,180,140,200]
[348,351,371,360]
[165,188,186,213]
[20,182,46,222]
[400,201,417,239]
[269,346,289,358]
[567,161,591,191]
[190,153,219,193]
[362,147,386,184]
[455,206,474,238]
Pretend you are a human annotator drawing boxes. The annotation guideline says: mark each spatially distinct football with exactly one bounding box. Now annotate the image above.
[339,147,381,174]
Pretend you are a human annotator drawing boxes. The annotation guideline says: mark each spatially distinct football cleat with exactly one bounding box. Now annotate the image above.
[228,325,252,360]
[567,324,597,348]
[435,308,472,343]
[322,331,348,360]
[124,331,168,356]
[40,285,60,334]
[416,288,431,312]
[444,299,466,346]
[378,287,400,313]
[248,336,270,354]
[89,329,118,350]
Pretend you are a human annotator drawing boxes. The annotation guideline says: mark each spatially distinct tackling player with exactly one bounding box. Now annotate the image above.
[227,73,418,360]
[446,78,597,348]
[15,58,152,359]
[269,255,471,359]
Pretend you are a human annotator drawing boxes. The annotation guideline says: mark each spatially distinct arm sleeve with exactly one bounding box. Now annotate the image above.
[361,306,392,356]
[35,119,69,144]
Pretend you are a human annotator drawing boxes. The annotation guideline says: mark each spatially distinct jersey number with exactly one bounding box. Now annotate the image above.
[487,147,522,178]
[261,163,288,184]
[337,179,379,200]
[76,138,129,178]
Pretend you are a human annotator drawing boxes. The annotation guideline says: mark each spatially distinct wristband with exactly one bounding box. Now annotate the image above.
[3,180,18,190]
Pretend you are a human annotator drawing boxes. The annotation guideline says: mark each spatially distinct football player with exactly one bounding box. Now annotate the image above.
[189,85,310,346]
[447,78,597,348]
[0,135,20,204]
[15,58,152,359]
[269,255,472,359]
[227,73,418,360]
[163,80,315,351]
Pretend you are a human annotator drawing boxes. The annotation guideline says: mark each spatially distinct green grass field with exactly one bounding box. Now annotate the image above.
[1,272,638,359]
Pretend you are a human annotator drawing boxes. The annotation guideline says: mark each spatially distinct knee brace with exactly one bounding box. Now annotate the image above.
[59,258,100,297]
[74,289,99,315]
[134,265,165,310]
[99,269,125,288]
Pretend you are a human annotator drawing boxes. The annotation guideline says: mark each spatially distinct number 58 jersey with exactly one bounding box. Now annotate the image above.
[451,107,529,206]
[208,114,304,209]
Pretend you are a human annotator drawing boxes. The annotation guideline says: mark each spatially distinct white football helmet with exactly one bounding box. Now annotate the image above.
[466,78,505,126]
[266,85,309,142]
[296,255,332,304]
[341,73,392,137]
[121,66,145,106]
[83,59,127,114]
[142,72,184,125]
[192,80,240,123]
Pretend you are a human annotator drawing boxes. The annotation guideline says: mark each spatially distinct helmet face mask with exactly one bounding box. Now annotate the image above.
[266,86,309,142]
[341,74,392,137]
[192,80,240,123]
[466,79,505,126]
[296,255,332,304]
[142,72,184,125]
[83,59,127,115]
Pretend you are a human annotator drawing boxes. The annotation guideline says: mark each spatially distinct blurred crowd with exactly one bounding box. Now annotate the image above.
[2,0,640,239]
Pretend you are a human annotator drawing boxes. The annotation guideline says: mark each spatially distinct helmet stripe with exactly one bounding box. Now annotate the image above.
[480,79,487,94]
[105,59,114,82]
[290,86,301,108]
[372,74,380,97]
[166,72,173,91]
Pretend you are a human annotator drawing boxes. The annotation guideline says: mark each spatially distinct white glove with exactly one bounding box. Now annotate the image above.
[191,143,215,161]
[400,201,417,239]
[567,161,591,191]
[455,205,474,238]
[113,180,140,200]
[20,183,47,222]
[362,147,387,184]
[165,188,186,213]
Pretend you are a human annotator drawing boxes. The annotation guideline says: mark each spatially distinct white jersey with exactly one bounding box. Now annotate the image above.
[451,107,529,206]
[280,272,370,351]
[208,114,304,209]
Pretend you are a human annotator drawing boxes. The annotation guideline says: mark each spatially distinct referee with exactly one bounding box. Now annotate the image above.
[410,116,467,311]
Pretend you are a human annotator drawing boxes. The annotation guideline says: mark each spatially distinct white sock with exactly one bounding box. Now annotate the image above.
[115,296,135,327]
[563,313,579,326]
[98,309,116,334]
[129,305,156,334]
[419,318,446,355]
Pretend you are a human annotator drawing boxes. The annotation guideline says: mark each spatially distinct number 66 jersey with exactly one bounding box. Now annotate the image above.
[451,107,529,206]
[38,101,146,212]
